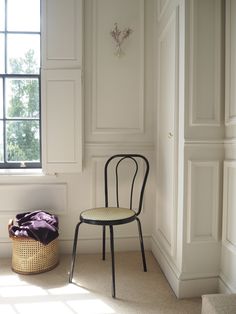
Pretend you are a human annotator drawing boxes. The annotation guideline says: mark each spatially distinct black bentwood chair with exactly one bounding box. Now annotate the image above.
[69,154,149,298]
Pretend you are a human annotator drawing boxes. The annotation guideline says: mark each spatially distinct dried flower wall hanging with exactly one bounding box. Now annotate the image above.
[110,23,133,57]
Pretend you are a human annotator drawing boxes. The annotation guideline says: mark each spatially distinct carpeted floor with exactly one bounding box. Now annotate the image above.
[0,251,201,314]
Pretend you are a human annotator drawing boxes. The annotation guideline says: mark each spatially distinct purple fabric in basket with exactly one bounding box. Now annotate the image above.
[9,210,59,245]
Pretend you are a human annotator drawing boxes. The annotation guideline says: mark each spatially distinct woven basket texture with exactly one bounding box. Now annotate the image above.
[11,236,59,274]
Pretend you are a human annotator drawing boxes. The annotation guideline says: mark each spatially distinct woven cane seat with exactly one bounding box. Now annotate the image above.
[80,207,136,225]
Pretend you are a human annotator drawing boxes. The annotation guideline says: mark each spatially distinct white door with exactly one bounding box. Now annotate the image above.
[156,9,179,257]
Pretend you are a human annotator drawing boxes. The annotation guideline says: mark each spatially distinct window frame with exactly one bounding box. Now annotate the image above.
[0,0,41,169]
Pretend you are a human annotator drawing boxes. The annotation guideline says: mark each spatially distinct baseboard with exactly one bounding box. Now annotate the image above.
[179,277,219,298]
[0,235,151,258]
[151,236,219,298]
[151,235,181,297]
[219,273,236,294]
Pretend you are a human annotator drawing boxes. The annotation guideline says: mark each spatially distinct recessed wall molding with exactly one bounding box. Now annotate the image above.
[85,142,155,150]
[188,0,222,127]
[225,0,236,126]
[91,0,144,135]
[222,161,236,254]
[187,160,220,243]
[184,140,224,145]
[0,183,68,215]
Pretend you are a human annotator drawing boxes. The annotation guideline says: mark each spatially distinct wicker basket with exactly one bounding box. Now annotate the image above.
[9,220,59,274]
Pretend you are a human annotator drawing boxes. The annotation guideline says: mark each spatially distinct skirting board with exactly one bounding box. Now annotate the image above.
[219,273,236,294]
[0,236,151,258]
[151,237,219,298]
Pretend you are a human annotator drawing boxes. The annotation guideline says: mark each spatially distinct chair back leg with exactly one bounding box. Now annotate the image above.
[102,226,106,260]
[109,225,116,298]
[136,217,147,272]
[69,221,82,282]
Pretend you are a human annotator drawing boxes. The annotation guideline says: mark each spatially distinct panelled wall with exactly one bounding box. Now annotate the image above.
[0,0,155,257]
[153,0,225,298]
[183,0,224,290]
[220,0,236,294]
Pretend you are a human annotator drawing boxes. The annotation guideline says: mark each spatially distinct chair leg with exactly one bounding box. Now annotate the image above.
[109,225,116,298]
[136,217,147,272]
[102,225,106,260]
[69,221,82,283]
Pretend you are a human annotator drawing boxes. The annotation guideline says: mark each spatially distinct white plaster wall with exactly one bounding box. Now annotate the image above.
[220,0,236,294]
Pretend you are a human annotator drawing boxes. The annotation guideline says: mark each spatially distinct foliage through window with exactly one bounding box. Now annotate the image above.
[0,0,41,168]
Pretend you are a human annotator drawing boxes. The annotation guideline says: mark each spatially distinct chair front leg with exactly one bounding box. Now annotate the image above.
[102,225,106,260]
[109,225,116,298]
[136,217,147,272]
[69,221,82,283]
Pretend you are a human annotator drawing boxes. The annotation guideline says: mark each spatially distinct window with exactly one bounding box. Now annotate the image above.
[0,0,41,169]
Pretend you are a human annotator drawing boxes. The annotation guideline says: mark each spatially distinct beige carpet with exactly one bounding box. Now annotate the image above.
[0,251,201,314]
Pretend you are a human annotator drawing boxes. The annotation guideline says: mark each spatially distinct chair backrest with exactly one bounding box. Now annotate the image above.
[104,154,149,216]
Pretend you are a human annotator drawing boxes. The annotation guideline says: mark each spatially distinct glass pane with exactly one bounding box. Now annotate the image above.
[0,121,3,162]
[0,34,5,73]
[7,0,40,32]
[0,0,5,31]
[5,78,39,119]
[7,34,40,74]
[6,120,40,162]
[0,78,3,118]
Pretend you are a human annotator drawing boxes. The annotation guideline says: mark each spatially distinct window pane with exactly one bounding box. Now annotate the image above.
[6,78,39,118]
[0,0,5,31]
[0,121,3,162]
[7,34,40,74]
[6,120,40,162]
[0,34,5,73]
[7,0,40,32]
[0,78,3,118]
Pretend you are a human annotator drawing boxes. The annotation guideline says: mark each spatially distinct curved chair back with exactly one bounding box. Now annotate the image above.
[104,154,149,216]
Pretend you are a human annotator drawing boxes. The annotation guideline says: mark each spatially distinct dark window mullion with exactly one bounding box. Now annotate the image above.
[0,74,40,79]
[6,31,40,35]
[2,77,6,165]
[4,0,7,74]
[6,118,40,121]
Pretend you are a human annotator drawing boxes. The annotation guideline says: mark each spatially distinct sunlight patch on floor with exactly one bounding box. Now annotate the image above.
[0,281,115,314]
[67,299,115,314]
[0,286,47,297]
[0,275,27,286]
[14,301,75,314]
[0,304,16,314]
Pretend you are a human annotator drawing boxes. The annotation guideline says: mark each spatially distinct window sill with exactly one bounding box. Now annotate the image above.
[0,169,44,176]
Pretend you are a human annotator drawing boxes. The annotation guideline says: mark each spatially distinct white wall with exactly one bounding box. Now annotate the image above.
[153,0,225,298]
[220,0,236,294]
[0,0,155,258]
[153,0,236,298]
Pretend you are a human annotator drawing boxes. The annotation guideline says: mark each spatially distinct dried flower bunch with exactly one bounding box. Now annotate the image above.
[110,23,133,56]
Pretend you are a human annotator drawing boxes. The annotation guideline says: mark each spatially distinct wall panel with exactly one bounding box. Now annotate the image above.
[91,0,144,135]
[185,0,224,139]
[41,69,82,173]
[187,161,219,243]
[225,0,236,126]
[222,162,236,253]
[0,183,67,215]
[42,0,82,68]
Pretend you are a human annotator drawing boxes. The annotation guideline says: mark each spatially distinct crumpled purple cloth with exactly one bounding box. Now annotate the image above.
[9,210,59,245]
